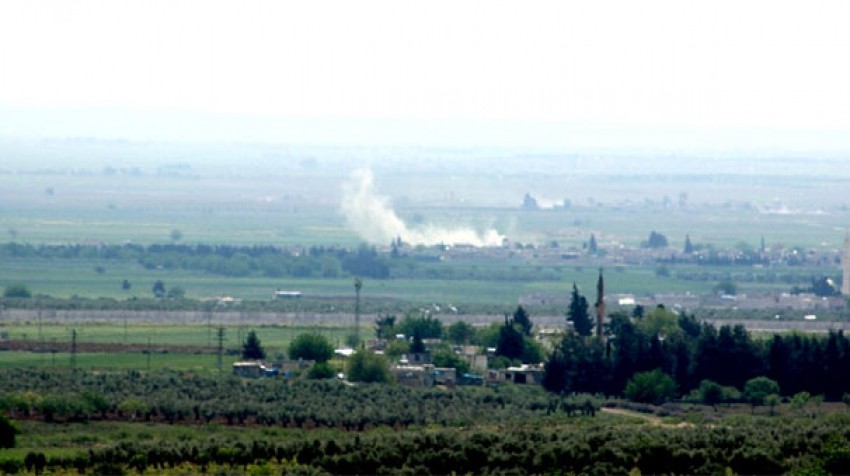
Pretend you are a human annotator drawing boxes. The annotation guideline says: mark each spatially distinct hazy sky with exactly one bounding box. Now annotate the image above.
[2,0,849,151]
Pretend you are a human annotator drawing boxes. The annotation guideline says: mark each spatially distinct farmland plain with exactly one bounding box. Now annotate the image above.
[2,141,849,304]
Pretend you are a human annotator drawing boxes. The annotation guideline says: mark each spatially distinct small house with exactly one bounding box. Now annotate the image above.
[274,290,302,300]
[488,364,544,385]
[392,364,436,387]
[232,361,264,378]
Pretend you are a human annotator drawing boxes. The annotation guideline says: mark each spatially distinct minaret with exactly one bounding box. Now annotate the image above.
[843,233,850,296]
[595,268,605,339]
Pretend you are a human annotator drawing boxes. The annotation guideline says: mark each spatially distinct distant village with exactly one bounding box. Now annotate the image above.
[232,336,543,388]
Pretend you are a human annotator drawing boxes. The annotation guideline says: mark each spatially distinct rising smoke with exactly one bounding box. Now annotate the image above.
[340,169,504,247]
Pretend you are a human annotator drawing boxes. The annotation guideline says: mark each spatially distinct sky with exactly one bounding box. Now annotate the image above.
[1,0,850,152]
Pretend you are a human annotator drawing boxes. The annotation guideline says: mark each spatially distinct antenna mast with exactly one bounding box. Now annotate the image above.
[354,278,363,344]
[843,232,850,296]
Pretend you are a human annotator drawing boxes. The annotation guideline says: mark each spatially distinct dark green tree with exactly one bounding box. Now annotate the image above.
[152,280,166,299]
[632,304,645,319]
[677,312,702,338]
[543,332,608,394]
[512,305,533,337]
[697,379,724,409]
[811,276,839,297]
[346,349,392,383]
[2,284,31,299]
[288,333,334,363]
[644,231,669,248]
[397,315,443,339]
[567,283,593,337]
[166,286,185,299]
[409,329,426,354]
[588,234,598,254]
[496,316,524,361]
[374,315,397,339]
[242,330,266,360]
[714,279,737,295]
[744,376,780,410]
[521,337,544,364]
[0,414,18,448]
[607,312,644,393]
[307,362,336,379]
[766,334,791,392]
[432,347,470,375]
[684,234,694,254]
[624,369,677,405]
[446,321,475,345]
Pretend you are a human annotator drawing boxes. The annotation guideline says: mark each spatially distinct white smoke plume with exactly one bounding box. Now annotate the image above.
[341,169,504,247]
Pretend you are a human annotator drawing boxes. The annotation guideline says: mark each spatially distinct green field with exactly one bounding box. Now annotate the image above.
[0,351,235,372]
[0,322,353,350]
[0,255,738,304]
[2,151,848,317]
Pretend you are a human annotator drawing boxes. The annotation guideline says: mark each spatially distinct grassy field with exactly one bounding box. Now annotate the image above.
[0,322,353,350]
[3,156,848,314]
[0,351,237,372]
[3,163,849,250]
[0,255,726,304]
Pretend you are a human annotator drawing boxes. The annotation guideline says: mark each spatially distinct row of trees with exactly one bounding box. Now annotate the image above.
[0,369,587,429]
[5,410,850,474]
[544,295,850,402]
[0,242,390,279]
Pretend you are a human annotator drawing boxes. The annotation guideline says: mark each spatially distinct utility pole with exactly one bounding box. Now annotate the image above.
[38,309,43,345]
[206,310,213,347]
[70,329,77,369]
[354,278,363,344]
[216,326,225,374]
[843,232,850,296]
[146,336,151,372]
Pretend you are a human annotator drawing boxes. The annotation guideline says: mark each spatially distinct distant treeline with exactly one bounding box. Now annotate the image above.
[0,242,389,279]
[0,242,565,282]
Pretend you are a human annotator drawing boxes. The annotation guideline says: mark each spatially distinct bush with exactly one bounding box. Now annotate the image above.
[0,414,19,448]
[307,362,336,380]
[242,330,266,360]
[288,333,334,363]
[624,369,677,405]
[346,349,392,384]
[3,283,31,298]
[744,376,780,408]
[697,379,723,407]
[431,348,470,375]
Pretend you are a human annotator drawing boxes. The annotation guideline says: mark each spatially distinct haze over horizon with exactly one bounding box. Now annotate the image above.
[2,1,850,155]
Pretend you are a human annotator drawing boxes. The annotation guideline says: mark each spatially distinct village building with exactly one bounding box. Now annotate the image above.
[488,364,544,385]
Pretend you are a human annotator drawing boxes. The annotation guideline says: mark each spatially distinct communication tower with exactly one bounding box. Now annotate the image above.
[841,232,850,297]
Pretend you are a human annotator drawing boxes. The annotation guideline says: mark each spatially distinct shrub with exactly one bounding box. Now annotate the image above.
[3,283,31,298]
[288,333,334,363]
[242,330,266,360]
[307,362,336,380]
[0,415,19,448]
[624,369,677,405]
[346,349,392,384]
[743,376,780,408]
